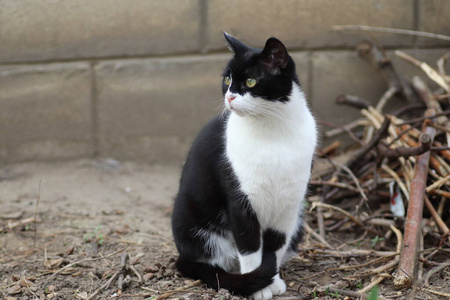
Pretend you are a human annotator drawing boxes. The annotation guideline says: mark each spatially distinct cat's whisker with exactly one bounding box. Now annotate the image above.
[261,105,287,120]
[217,101,230,120]
[252,105,285,120]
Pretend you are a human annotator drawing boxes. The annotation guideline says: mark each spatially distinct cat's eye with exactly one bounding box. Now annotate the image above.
[246,78,257,88]
[224,76,231,86]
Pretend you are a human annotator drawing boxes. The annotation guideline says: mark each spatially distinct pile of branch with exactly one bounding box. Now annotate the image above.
[312,40,450,293]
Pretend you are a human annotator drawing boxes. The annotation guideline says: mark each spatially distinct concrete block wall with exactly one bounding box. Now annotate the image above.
[0,0,449,164]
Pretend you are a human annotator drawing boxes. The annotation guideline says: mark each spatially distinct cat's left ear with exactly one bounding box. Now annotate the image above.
[224,32,249,55]
[260,38,289,75]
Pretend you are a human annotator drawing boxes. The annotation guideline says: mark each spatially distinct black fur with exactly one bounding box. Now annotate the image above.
[175,250,277,296]
[263,229,286,253]
[172,115,278,296]
[171,34,305,297]
[222,33,300,102]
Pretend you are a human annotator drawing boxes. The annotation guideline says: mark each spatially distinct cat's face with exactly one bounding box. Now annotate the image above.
[222,33,298,117]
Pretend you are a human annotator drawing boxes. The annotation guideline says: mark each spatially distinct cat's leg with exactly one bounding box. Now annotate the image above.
[228,198,263,273]
[262,229,288,296]
[249,230,289,300]
[264,208,305,296]
[227,198,275,300]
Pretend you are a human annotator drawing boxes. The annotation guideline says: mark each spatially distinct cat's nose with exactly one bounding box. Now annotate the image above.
[227,95,236,103]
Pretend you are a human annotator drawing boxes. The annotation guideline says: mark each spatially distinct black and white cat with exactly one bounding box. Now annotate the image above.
[172,33,317,299]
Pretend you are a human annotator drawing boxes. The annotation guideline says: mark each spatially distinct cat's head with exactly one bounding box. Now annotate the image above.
[222,33,299,117]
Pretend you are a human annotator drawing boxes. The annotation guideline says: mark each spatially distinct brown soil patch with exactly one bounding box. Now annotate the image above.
[1,159,448,299]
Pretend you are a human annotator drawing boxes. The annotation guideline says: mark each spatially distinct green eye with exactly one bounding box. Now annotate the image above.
[246,78,257,88]
[224,76,231,86]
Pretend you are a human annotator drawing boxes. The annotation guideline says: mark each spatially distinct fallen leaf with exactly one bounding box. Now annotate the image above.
[72,270,83,277]
[130,256,140,265]
[102,269,115,279]
[143,272,155,281]
[19,278,33,287]
[48,258,64,269]
[7,284,22,295]
[10,275,20,282]
[61,267,77,275]
[1,211,23,219]
[113,225,131,234]
[75,291,88,299]
[144,266,159,273]
[65,246,74,255]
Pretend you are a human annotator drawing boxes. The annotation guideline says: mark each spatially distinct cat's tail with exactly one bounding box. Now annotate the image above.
[175,251,277,296]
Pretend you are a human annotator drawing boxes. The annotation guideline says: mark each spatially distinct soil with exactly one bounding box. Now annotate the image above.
[0,159,449,299]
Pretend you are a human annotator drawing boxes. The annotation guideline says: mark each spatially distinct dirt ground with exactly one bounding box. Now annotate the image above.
[0,159,449,299]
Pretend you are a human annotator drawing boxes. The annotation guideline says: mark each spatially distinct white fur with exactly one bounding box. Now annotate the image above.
[194,227,238,272]
[239,248,262,273]
[225,82,317,298]
[269,274,286,295]
[253,286,272,300]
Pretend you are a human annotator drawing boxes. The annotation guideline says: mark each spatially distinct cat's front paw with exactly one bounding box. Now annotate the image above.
[252,286,272,300]
[269,274,286,296]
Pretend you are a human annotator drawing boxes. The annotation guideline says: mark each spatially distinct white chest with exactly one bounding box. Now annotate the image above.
[225,106,316,229]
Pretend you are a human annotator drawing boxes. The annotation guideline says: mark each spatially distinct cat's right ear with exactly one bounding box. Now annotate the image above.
[260,37,289,75]
[224,32,248,55]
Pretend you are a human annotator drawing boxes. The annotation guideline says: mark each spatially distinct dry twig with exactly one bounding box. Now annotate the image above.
[394,111,437,289]
[332,25,450,42]
[154,280,202,300]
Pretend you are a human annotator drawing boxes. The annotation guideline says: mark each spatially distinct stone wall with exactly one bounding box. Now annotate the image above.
[1,0,449,164]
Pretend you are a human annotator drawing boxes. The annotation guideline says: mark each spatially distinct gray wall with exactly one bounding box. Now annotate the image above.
[1,0,449,164]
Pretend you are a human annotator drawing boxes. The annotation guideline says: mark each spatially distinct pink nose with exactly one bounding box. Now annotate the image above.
[227,95,236,103]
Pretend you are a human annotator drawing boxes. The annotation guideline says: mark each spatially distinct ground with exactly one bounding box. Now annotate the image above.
[0,159,448,299]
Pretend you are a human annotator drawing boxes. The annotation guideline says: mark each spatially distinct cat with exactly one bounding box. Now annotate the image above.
[171,33,317,300]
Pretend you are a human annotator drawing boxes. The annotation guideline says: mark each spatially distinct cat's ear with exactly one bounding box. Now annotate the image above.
[260,37,289,75]
[224,32,248,55]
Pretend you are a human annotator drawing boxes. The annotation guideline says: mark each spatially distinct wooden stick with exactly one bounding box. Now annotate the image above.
[87,271,119,300]
[324,119,368,138]
[398,110,450,125]
[117,252,129,294]
[335,94,370,109]
[437,52,450,76]
[310,180,360,193]
[303,222,333,249]
[347,116,391,170]
[394,111,436,290]
[396,51,450,92]
[356,41,415,102]
[423,288,450,298]
[310,202,378,235]
[376,86,398,113]
[359,275,385,294]
[360,225,402,277]
[424,196,450,239]
[333,161,369,202]
[33,180,42,248]
[425,175,450,193]
[154,280,202,300]
[378,132,432,159]
[317,195,326,241]
[318,141,341,157]
[423,259,450,287]
[429,189,450,198]
[305,249,397,258]
[318,119,364,145]
[45,244,130,284]
[381,165,410,201]
[1,216,42,233]
[331,25,450,42]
